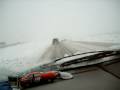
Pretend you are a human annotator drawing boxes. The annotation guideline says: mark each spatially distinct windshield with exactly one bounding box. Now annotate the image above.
[0,0,120,83]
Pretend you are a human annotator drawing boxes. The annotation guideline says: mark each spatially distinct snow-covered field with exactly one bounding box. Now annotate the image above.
[0,34,120,81]
[0,41,50,81]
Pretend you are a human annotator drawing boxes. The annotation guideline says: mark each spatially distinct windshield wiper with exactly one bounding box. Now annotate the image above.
[55,49,120,62]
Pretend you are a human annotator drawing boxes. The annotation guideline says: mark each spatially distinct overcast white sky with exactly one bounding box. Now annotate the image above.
[0,0,120,43]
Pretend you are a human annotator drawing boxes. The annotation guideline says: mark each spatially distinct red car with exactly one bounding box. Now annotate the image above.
[18,71,59,88]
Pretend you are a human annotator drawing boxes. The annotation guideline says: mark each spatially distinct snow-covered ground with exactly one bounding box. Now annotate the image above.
[0,34,120,81]
[0,41,50,81]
